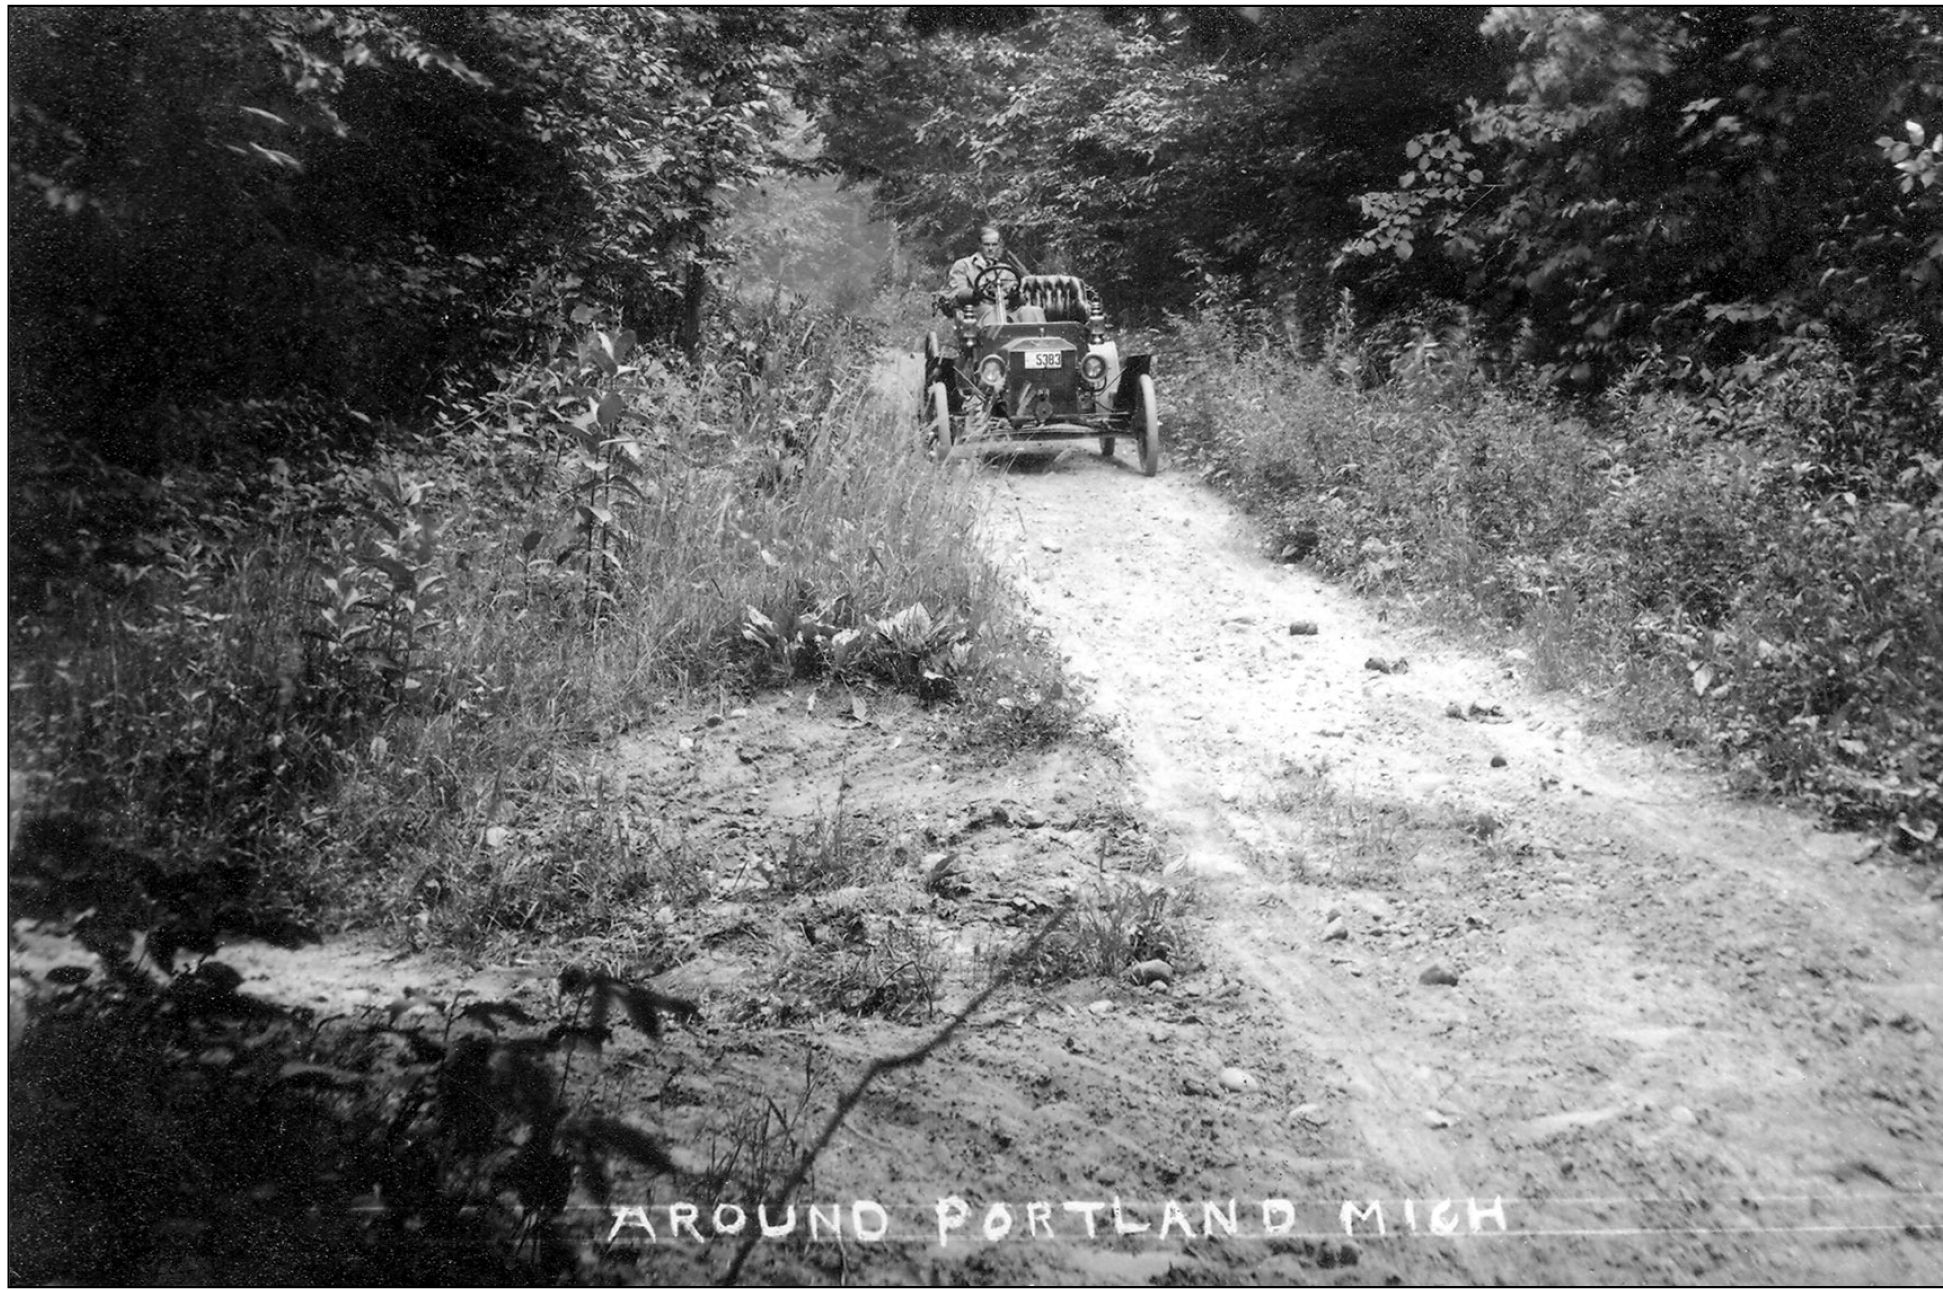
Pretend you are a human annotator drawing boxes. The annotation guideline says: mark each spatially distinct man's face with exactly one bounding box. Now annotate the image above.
[979,233,1002,260]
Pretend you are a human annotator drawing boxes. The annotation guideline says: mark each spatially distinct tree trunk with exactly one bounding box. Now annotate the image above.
[680,250,707,363]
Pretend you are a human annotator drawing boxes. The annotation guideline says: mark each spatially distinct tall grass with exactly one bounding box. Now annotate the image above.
[8,291,1029,938]
[8,281,1076,1286]
[1163,306,1943,856]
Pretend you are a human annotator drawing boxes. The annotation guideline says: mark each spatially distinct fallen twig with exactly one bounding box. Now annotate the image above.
[719,898,1074,1285]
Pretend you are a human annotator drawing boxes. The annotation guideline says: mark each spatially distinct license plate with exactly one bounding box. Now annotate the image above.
[1024,350,1064,369]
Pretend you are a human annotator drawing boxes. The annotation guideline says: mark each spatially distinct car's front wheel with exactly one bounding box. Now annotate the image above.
[1135,374,1161,477]
[926,382,953,463]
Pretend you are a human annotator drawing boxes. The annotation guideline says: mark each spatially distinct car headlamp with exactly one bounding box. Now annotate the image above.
[978,356,1008,387]
[1080,353,1109,383]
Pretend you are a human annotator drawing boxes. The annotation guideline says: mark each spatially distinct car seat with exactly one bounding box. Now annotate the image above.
[1016,275,1093,324]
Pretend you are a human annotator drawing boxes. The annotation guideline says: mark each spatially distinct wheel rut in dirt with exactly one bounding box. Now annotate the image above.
[977,444,1943,1284]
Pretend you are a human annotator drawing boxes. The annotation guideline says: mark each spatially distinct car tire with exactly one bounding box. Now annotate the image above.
[927,381,953,463]
[1135,374,1161,477]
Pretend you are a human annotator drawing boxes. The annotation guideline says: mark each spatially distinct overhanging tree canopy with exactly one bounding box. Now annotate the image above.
[7,6,822,465]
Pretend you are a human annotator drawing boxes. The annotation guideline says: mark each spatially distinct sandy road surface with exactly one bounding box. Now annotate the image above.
[29,362,1938,1285]
[972,431,1943,1284]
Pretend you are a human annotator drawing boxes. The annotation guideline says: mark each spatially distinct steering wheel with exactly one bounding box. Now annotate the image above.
[973,262,1023,304]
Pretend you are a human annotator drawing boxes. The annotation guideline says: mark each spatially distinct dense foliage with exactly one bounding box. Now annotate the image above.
[826,6,1939,433]
[820,7,1502,327]
[8,6,819,467]
[1340,7,1943,435]
[816,7,1499,320]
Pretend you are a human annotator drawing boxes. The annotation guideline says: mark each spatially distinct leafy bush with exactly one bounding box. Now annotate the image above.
[11,9,839,460]
[1339,8,1942,440]
[1713,478,1943,839]
[9,955,696,1285]
[1605,439,1790,629]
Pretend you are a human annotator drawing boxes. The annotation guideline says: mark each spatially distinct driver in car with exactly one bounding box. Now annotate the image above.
[940,224,1043,328]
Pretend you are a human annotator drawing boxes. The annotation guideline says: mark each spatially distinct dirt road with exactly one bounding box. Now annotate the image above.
[965,439,1943,1284]
[71,378,1940,1285]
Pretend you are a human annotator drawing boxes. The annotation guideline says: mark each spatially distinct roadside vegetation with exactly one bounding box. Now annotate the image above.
[1163,302,1942,856]
[10,286,1029,938]
[8,265,1090,1281]
[7,11,1095,1284]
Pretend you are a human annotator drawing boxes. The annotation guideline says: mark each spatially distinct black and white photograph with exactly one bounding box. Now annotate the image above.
[8,6,1941,1284]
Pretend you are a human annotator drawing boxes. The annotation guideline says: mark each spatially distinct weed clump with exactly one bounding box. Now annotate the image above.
[780,915,947,1021]
[1004,877,1197,985]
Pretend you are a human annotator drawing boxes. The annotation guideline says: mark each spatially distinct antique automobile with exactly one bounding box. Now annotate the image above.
[921,266,1160,475]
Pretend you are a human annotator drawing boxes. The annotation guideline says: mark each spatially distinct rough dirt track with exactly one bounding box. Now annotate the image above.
[47,369,1939,1286]
[967,429,1943,1284]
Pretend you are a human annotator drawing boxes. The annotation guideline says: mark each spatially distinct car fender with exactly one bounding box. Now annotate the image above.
[1114,353,1153,410]
[931,355,962,414]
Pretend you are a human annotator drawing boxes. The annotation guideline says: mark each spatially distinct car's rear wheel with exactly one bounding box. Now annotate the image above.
[1135,374,1161,477]
[927,382,953,463]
